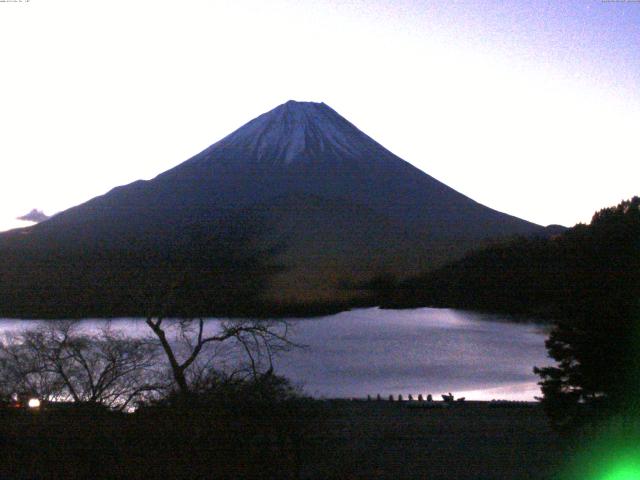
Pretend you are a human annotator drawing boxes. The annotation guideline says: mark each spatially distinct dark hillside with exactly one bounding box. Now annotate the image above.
[388,197,639,321]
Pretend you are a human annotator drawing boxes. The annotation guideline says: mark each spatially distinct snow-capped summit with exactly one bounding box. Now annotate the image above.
[188,100,396,168]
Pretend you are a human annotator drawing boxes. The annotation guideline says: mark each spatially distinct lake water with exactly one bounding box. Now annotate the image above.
[0,307,552,401]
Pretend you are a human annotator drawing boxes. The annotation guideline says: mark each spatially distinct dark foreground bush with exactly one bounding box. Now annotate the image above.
[0,376,320,479]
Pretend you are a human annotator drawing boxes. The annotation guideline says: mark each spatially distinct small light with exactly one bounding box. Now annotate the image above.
[27,398,41,409]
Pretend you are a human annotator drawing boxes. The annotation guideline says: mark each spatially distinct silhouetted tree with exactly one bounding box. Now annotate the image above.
[0,322,163,410]
[145,317,297,395]
[534,197,640,431]
[134,217,298,396]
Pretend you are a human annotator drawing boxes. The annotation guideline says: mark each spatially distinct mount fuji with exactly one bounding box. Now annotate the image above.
[0,101,551,317]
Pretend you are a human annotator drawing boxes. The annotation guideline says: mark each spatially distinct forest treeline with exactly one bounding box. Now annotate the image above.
[0,218,285,318]
[382,197,640,323]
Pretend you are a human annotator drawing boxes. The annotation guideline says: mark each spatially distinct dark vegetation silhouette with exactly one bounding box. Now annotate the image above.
[0,318,312,478]
[0,374,317,479]
[0,389,564,479]
[383,235,567,318]
[0,213,283,318]
[145,316,297,395]
[0,322,162,410]
[533,197,640,432]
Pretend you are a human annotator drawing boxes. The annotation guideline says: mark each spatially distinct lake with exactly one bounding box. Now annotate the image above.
[0,307,552,401]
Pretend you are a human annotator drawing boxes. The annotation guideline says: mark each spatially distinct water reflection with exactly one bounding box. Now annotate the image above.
[0,308,551,401]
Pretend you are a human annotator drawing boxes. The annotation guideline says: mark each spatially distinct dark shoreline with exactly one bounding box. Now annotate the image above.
[0,398,565,479]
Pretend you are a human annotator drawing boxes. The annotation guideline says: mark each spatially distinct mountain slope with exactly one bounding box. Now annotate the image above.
[0,101,550,316]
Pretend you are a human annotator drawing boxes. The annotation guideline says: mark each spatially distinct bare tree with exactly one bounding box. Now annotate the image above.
[138,221,299,396]
[145,317,297,395]
[0,329,66,401]
[0,322,164,410]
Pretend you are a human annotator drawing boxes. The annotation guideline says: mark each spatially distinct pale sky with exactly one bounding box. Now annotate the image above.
[1,0,638,232]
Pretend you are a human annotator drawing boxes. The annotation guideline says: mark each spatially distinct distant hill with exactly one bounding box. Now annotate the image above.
[0,101,554,317]
[16,209,49,223]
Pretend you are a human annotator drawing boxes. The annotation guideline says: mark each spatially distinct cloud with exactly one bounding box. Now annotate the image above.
[16,209,49,223]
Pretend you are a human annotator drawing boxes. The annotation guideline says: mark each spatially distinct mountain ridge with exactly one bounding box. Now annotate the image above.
[0,100,555,316]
